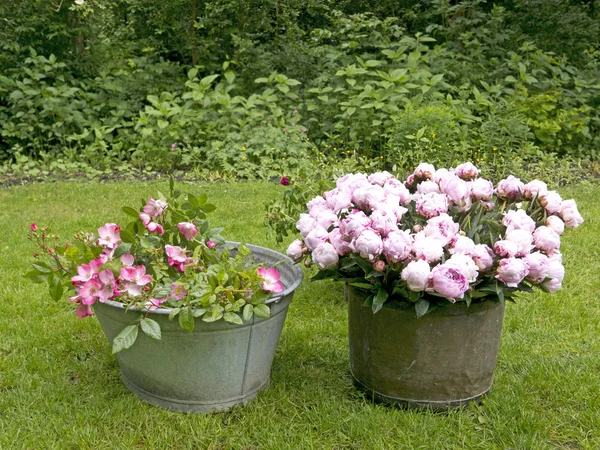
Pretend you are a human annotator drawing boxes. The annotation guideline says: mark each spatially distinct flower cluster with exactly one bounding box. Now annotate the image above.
[287,162,583,314]
[27,185,284,352]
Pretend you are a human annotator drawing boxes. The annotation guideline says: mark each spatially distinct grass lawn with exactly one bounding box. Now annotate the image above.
[1,179,599,449]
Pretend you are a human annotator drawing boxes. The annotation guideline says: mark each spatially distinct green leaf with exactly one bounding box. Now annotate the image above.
[120,229,136,244]
[224,312,243,325]
[113,243,132,258]
[64,245,80,260]
[32,262,52,274]
[349,282,375,290]
[168,307,181,320]
[178,306,195,332]
[112,325,139,354]
[48,275,63,301]
[242,304,253,322]
[140,318,161,340]
[157,120,169,129]
[224,71,235,84]
[415,299,430,318]
[253,304,270,319]
[122,206,140,218]
[23,270,48,283]
[372,286,388,314]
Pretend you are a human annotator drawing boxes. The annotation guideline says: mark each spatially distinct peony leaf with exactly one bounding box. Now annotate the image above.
[415,299,430,318]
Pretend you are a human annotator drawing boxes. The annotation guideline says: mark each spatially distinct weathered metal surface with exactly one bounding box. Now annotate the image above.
[93,243,303,413]
[347,285,505,410]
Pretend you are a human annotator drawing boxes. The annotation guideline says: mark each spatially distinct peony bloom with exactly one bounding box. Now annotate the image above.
[296,214,317,238]
[449,235,476,256]
[351,185,385,212]
[416,180,441,195]
[495,257,529,287]
[559,199,584,229]
[97,223,121,248]
[472,244,494,271]
[440,175,470,206]
[524,252,550,284]
[546,215,565,235]
[257,267,284,293]
[445,253,479,282]
[143,197,168,217]
[178,222,199,240]
[414,163,436,180]
[340,210,371,240]
[541,254,565,293]
[423,213,459,246]
[494,240,520,258]
[353,229,383,261]
[382,230,412,263]
[470,178,494,201]
[311,207,339,230]
[430,264,470,300]
[324,188,352,213]
[286,239,306,260]
[307,195,329,213]
[454,162,480,180]
[539,191,562,214]
[413,232,444,263]
[502,209,536,233]
[367,171,394,186]
[383,178,412,205]
[533,226,561,254]
[370,208,398,237]
[304,225,330,251]
[523,180,548,200]
[401,259,431,292]
[329,228,353,256]
[496,176,525,200]
[312,243,340,270]
[415,192,449,219]
[505,229,534,257]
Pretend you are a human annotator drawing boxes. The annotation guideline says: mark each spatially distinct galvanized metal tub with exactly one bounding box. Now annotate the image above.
[93,242,303,413]
[347,284,505,410]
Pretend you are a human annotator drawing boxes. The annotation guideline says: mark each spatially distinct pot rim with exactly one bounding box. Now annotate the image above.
[99,241,303,315]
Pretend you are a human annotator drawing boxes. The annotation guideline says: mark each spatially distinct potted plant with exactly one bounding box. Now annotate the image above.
[282,162,583,409]
[25,179,303,413]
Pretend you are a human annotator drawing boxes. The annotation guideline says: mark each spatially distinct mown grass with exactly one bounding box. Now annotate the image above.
[1,179,599,449]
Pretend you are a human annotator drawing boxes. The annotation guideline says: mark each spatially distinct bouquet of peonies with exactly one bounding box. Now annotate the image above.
[286,163,584,316]
[26,180,284,352]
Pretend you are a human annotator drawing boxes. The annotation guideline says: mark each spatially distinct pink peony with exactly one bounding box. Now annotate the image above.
[178,222,198,240]
[312,242,340,270]
[383,179,412,205]
[496,176,525,200]
[423,213,459,246]
[413,232,444,263]
[304,225,330,251]
[353,229,383,261]
[524,252,550,283]
[533,226,561,254]
[415,192,449,219]
[340,210,371,240]
[559,199,584,229]
[539,191,563,214]
[502,209,536,233]
[310,207,339,230]
[495,257,529,287]
[296,214,317,238]
[454,162,480,180]
[472,244,494,271]
[401,260,431,292]
[449,235,476,256]
[445,253,479,282]
[367,171,394,186]
[382,230,413,263]
[286,239,306,260]
[370,208,398,237]
[430,264,470,300]
[324,188,352,213]
[414,163,436,180]
[416,180,441,195]
[546,215,565,235]
[351,185,385,212]
[307,195,329,213]
[505,229,534,257]
[470,178,494,201]
[257,267,284,293]
[494,240,520,258]
[541,254,565,293]
[523,180,548,200]
[440,175,470,206]
[329,228,353,256]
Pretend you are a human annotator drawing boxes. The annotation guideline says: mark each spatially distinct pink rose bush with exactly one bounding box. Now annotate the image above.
[286,163,583,316]
[27,184,286,353]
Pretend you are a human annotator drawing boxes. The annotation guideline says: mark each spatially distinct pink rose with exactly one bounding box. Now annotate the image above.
[312,242,340,270]
[430,264,470,300]
[143,198,168,217]
[495,257,529,287]
[423,213,459,246]
[539,191,562,214]
[454,162,480,180]
[505,229,534,257]
[382,230,412,263]
[97,223,121,249]
[496,176,525,200]
[401,259,431,291]
[177,222,198,240]
[533,226,561,254]
[286,239,306,260]
[353,229,383,261]
[524,252,550,283]
[415,192,449,219]
[523,180,548,200]
[559,199,584,229]
[546,215,565,235]
[470,178,494,201]
[472,244,494,271]
[257,267,284,293]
